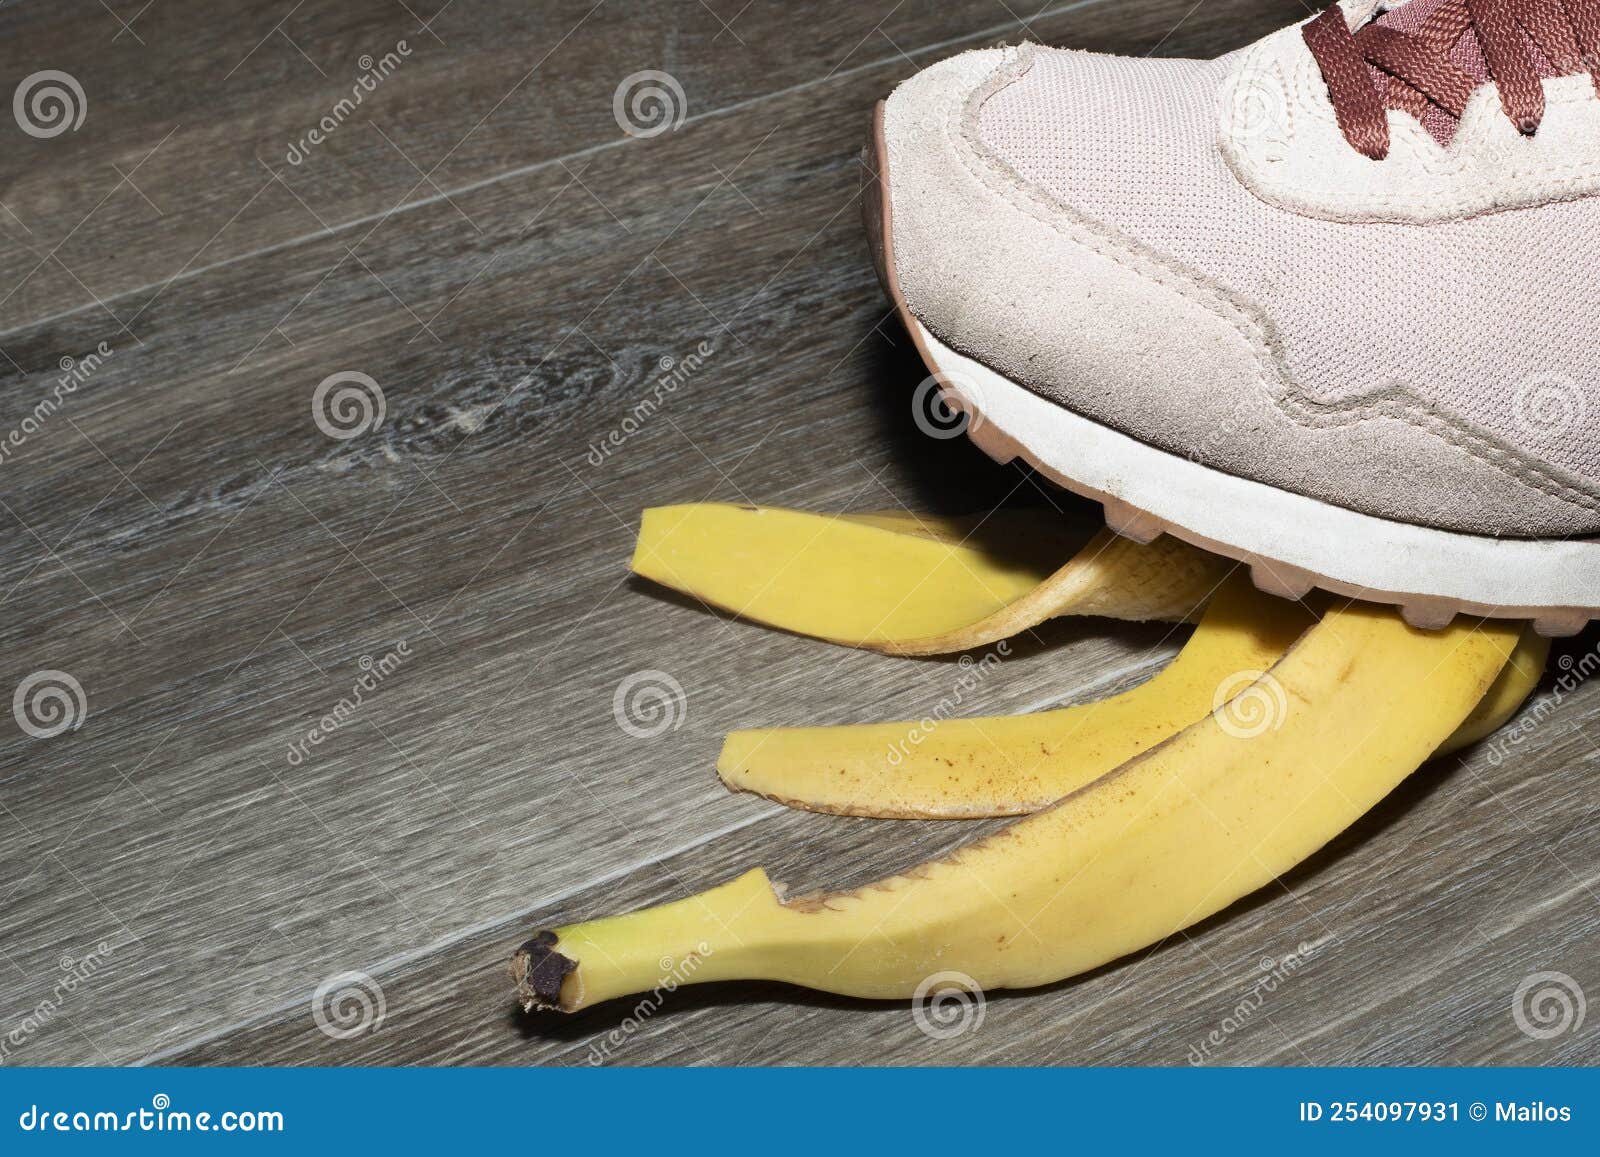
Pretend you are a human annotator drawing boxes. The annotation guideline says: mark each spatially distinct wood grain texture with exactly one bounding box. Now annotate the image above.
[0,0,1595,1068]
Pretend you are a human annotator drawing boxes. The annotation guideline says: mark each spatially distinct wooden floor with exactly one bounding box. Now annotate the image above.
[1,0,1596,1067]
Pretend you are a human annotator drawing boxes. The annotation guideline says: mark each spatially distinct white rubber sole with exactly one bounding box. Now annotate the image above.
[915,321,1600,636]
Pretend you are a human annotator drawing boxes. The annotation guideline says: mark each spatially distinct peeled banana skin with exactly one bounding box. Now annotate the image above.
[721,621,1549,819]
[514,608,1520,1011]
[718,576,1312,818]
[511,506,1545,1014]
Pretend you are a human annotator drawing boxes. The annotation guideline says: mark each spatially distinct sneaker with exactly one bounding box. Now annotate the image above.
[863,0,1600,635]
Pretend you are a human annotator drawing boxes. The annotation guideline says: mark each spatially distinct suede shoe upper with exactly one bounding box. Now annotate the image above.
[881,0,1600,537]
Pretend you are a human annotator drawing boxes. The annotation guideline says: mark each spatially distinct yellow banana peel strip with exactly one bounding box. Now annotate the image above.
[721,619,1548,819]
[513,608,1519,1011]
[629,503,1230,655]
[719,576,1311,818]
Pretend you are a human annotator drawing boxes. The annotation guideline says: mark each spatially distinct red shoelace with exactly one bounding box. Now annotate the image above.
[1303,0,1600,159]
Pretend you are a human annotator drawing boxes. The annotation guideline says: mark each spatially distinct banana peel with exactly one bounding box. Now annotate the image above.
[510,505,1548,1014]
[720,610,1548,819]
[718,576,1312,818]
[630,503,1230,655]
[513,608,1521,1010]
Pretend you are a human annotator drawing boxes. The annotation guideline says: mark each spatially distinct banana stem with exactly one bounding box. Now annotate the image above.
[512,869,781,1012]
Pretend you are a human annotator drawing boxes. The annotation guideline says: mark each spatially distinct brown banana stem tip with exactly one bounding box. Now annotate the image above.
[509,930,576,1012]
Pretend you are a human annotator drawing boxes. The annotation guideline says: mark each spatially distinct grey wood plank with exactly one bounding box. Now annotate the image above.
[162,655,1600,1066]
[0,0,1284,1063]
